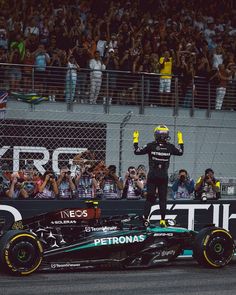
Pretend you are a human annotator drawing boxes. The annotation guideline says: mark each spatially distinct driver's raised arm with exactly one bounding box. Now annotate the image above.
[133,130,149,155]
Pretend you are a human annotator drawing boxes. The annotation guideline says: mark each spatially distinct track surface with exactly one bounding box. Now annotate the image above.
[1,259,236,295]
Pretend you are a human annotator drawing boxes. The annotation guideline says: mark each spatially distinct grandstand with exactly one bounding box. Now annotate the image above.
[0,0,236,109]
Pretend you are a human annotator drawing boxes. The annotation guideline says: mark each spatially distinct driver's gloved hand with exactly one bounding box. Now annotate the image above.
[177,131,184,144]
[133,130,139,144]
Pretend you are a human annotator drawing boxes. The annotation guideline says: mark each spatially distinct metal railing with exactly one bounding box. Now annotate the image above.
[1,63,236,115]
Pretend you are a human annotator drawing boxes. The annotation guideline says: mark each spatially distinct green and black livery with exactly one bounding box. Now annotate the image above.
[0,202,234,275]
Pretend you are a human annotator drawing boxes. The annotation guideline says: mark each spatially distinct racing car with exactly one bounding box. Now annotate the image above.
[0,201,234,275]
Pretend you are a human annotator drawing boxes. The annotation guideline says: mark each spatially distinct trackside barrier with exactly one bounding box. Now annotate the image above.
[1,199,236,238]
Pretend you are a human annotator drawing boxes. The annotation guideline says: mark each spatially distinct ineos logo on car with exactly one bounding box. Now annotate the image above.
[60,209,88,219]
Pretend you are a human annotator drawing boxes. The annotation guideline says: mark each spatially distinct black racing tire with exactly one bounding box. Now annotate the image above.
[193,227,235,268]
[0,230,43,275]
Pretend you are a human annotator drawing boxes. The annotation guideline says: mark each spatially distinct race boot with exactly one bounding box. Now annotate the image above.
[160,219,167,227]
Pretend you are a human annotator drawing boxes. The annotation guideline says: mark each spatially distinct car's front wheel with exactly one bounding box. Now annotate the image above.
[193,227,235,268]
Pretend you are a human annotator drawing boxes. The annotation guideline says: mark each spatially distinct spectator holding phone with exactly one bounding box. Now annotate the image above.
[20,163,39,199]
[194,168,221,201]
[122,166,144,199]
[6,172,29,199]
[35,170,58,199]
[136,164,148,197]
[0,163,12,195]
[74,161,97,199]
[171,169,194,200]
[100,165,123,199]
[57,166,76,199]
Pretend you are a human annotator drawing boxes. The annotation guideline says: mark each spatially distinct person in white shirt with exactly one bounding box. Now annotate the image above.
[89,51,106,104]
[193,14,205,32]
[212,46,224,70]
[106,33,118,53]
[24,18,39,37]
[96,32,107,59]
[65,50,80,102]
[204,22,216,45]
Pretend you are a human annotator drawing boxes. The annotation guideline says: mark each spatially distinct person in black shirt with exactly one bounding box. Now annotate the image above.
[104,48,119,104]
[133,125,184,226]
[73,47,90,103]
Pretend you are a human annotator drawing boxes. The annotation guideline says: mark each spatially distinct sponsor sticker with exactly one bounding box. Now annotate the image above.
[152,259,169,263]
[160,250,176,256]
[152,250,176,263]
[51,262,81,269]
[60,209,88,219]
[94,234,146,246]
[51,220,77,225]
[153,233,173,237]
[85,226,118,232]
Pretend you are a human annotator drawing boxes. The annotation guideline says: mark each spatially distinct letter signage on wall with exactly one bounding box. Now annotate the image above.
[0,119,107,174]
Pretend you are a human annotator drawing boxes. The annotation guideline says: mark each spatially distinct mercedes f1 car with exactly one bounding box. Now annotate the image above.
[0,202,234,275]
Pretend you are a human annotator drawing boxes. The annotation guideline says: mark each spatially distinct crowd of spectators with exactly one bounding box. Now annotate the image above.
[171,168,220,201]
[0,151,148,200]
[0,0,236,108]
[0,151,220,201]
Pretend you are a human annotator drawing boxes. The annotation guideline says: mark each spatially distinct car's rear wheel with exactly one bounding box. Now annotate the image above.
[0,230,43,275]
[193,227,235,268]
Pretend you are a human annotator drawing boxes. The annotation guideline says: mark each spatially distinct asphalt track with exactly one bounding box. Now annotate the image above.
[1,258,236,295]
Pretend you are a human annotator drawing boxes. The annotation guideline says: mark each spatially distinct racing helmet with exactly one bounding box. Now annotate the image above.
[154,124,170,142]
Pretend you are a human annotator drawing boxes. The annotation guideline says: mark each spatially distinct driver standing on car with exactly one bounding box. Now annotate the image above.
[133,125,184,227]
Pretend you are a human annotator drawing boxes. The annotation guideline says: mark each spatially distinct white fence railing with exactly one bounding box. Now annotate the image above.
[1,63,236,115]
